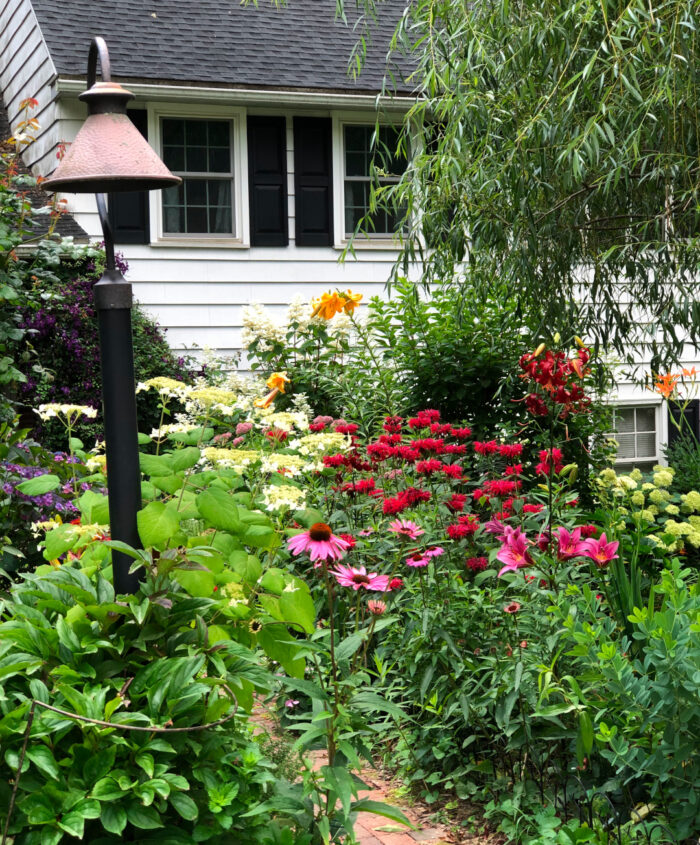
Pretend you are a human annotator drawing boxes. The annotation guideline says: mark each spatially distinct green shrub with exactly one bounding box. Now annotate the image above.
[0,564,287,844]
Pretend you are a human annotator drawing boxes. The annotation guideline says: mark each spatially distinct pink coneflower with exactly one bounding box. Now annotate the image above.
[554,526,588,561]
[287,522,350,563]
[503,601,521,614]
[406,552,430,568]
[388,519,425,540]
[368,599,387,616]
[330,564,390,591]
[425,546,444,559]
[358,528,375,537]
[581,533,619,568]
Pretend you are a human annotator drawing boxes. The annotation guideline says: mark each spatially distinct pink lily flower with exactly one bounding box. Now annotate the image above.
[581,533,619,568]
[497,530,534,577]
[554,526,588,561]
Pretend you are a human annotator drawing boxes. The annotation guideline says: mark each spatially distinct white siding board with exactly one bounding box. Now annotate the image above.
[0,0,58,178]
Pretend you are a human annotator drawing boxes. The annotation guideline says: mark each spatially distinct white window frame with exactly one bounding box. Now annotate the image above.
[147,103,249,248]
[605,401,661,469]
[331,114,405,250]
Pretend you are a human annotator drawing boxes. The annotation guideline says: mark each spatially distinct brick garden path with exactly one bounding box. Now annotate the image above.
[254,704,497,844]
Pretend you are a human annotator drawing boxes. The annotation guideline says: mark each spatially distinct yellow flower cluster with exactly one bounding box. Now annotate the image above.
[265,411,310,433]
[186,387,239,413]
[260,453,308,476]
[203,447,260,471]
[136,377,190,398]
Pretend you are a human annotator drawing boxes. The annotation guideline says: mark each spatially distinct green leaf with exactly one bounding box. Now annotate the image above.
[260,568,286,596]
[43,524,80,561]
[151,474,184,494]
[349,798,413,828]
[137,501,179,550]
[173,567,216,598]
[242,523,280,550]
[92,777,125,801]
[125,802,164,830]
[197,488,242,533]
[78,490,110,524]
[26,745,60,780]
[16,474,60,495]
[170,446,201,472]
[294,508,326,528]
[170,791,199,821]
[101,804,127,835]
[139,453,174,477]
[279,582,316,635]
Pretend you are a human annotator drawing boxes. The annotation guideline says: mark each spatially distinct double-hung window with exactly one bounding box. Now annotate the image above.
[161,118,235,237]
[605,405,658,472]
[343,124,406,238]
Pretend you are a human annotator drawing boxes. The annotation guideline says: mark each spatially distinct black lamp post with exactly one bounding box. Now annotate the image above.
[43,38,181,594]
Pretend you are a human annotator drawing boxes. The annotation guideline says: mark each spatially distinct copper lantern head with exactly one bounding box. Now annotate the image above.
[42,38,180,194]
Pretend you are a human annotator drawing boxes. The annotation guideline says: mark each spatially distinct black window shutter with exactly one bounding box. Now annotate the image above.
[247,116,288,247]
[293,117,333,246]
[668,399,700,445]
[108,109,150,245]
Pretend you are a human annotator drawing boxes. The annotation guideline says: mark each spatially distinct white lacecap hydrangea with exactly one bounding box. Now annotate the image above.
[36,403,98,421]
[262,484,306,512]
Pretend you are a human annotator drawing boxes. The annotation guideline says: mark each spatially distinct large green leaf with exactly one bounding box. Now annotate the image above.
[137,501,179,550]
[279,581,316,635]
[78,490,110,524]
[101,804,127,835]
[349,798,413,828]
[170,446,201,472]
[196,488,242,533]
[139,453,174,477]
[17,474,60,495]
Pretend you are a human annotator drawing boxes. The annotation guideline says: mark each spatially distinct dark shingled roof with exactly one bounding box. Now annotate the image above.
[1,99,89,243]
[31,0,415,94]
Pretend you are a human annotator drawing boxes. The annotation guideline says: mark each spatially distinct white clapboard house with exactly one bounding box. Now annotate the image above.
[1,0,697,469]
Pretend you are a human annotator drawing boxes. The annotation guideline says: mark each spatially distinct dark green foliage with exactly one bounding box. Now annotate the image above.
[664,435,700,495]
[0,564,287,843]
[14,251,193,451]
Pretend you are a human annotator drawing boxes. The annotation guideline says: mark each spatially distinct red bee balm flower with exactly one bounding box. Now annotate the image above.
[287,523,350,563]
[330,564,390,591]
[466,556,488,572]
[388,577,404,591]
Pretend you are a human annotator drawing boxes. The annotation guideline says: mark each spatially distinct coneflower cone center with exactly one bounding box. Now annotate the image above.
[309,522,332,541]
[352,574,370,585]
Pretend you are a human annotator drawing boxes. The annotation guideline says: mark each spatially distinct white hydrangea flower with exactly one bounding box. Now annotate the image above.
[36,403,98,421]
[262,484,306,512]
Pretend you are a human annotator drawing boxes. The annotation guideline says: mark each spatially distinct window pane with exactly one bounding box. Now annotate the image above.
[208,147,230,173]
[187,146,208,172]
[616,408,635,433]
[636,432,656,457]
[635,407,655,432]
[163,146,185,171]
[186,178,208,206]
[615,433,636,460]
[345,125,368,153]
[346,152,366,177]
[162,119,184,145]
[209,204,232,234]
[187,206,208,233]
[186,120,207,145]
[162,182,184,206]
[163,206,184,233]
[207,120,230,147]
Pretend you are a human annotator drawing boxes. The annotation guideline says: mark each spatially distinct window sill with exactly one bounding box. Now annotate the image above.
[334,238,402,251]
[150,238,249,249]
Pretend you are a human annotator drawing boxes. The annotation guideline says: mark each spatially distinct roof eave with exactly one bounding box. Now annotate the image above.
[55,76,417,110]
